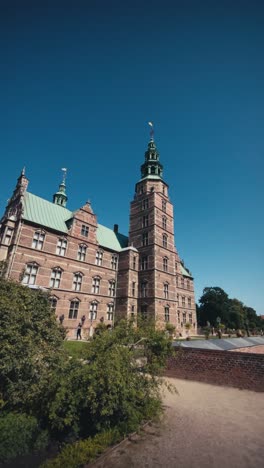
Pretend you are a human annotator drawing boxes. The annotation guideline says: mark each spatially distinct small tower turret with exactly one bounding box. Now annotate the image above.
[53,168,68,207]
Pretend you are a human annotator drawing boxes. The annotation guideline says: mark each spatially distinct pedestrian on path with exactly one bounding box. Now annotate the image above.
[76,322,82,340]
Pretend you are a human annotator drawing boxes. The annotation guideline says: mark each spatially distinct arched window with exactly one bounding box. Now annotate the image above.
[32,230,45,250]
[78,244,87,261]
[162,234,168,248]
[164,306,170,322]
[56,238,67,256]
[108,280,116,297]
[162,199,166,212]
[50,267,63,288]
[151,166,155,174]
[163,256,168,272]
[164,283,169,299]
[95,250,103,266]
[22,262,39,285]
[73,272,83,292]
[68,299,80,319]
[162,216,167,230]
[92,276,101,294]
[89,301,98,320]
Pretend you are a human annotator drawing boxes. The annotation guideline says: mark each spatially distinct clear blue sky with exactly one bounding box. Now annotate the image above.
[1,0,263,314]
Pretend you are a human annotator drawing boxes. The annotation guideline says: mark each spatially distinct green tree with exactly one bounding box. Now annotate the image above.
[0,278,66,414]
[198,287,229,326]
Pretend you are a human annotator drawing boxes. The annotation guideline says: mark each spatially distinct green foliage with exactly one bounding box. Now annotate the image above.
[165,323,176,336]
[0,278,66,414]
[0,412,49,463]
[41,428,121,468]
[198,286,261,330]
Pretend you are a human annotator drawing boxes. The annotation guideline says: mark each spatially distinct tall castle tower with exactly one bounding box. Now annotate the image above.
[128,129,196,330]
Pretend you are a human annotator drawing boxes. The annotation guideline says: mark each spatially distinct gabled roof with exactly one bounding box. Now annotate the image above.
[22,192,128,251]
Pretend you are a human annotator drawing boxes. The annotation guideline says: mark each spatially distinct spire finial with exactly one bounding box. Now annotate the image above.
[148,121,154,140]
[61,167,67,185]
[21,166,26,176]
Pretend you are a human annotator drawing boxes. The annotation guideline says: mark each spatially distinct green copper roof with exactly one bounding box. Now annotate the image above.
[23,192,72,232]
[181,264,192,278]
[97,224,128,251]
[22,192,128,251]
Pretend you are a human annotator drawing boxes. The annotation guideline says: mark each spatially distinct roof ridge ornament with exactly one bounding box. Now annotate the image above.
[61,168,67,185]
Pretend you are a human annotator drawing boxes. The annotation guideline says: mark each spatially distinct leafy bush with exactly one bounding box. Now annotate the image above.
[0,412,49,463]
[41,428,121,468]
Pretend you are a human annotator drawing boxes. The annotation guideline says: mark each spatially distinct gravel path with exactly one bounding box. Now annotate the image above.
[89,378,264,468]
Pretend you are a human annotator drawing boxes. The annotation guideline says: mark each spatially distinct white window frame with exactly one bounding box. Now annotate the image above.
[50,268,62,288]
[56,238,67,256]
[22,262,38,285]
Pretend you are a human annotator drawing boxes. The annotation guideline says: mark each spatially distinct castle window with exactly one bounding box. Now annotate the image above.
[151,165,155,174]
[95,250,103,266]
[176,275,179,287]
[141,281,148,298]
[162,199,166,212]
[89,301,98,320]
[188,297,191,308]
[108,280,116,297]
[140,305,148,319]
[181,277,184,288]
[132,281,136,297]
[22,262,38,285]
[141,256,148,270]
[92,276,100,294]
[162,234,168,248]
[189,313,193,324]
[111,254,118,270]
[107,303,114,321]
[142,215,149,227]
[142,232,149,246]
[81,224,89,237]
[164,306,170,322]
[164,283,169,299]
[50,267,62,288]
[162,216,167,230]
[142,199,149,210]
[177,311,180,324]
[183,312,187,324]
[182,296,186,307]
[133,256,137,269]
[78,244,87,261]
[56,238,67,256]
[32,231,45,250]
[3,227,13,245]
[73,272,83,292]
[68,300,79,319]
[163,256,168,272]
[187,279,190,290]
[49,296,58,312]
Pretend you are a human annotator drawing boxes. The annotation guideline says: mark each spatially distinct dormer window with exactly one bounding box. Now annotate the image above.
[81,224,89,237]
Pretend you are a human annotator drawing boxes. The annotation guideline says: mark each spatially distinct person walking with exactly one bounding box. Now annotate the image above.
[76,322,82,340]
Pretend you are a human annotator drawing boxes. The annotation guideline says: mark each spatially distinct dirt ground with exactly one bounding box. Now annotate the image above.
[89,378,264,468]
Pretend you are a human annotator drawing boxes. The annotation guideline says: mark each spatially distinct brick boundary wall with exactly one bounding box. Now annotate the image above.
[165,347,264,392]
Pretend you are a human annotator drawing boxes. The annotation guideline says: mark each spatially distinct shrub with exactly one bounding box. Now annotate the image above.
[0,412,49,463]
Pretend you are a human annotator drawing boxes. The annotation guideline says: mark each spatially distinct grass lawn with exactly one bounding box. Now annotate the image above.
[63,340,90,358]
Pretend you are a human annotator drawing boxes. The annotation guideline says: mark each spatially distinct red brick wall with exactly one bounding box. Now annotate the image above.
[166,347,264,392]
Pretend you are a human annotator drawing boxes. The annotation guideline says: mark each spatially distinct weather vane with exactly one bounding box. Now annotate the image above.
[61,168,67,184]
[148,121,154,140]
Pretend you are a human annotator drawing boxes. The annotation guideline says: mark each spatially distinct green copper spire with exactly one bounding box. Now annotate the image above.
[140,124,163,180]
[53,168,68,207]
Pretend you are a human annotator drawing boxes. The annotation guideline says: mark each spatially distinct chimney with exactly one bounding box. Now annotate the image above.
[114,224,118,233]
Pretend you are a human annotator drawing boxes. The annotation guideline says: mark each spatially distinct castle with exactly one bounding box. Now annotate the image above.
[0,135,197,337]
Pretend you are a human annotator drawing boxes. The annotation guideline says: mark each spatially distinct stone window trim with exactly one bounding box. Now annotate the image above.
[50,267,63,289]
[32,229,46,250]
[22,262,39,285]
[132,281,136,297]
[3,226,14,245]
[141,255,148,270]
[162,216,167,230]
[142,214,149,228]
[162,234,168,249]
[163,282,169,299]
[111,254,118,270]
[72,271,84,292]
[142,198,149,210]
[77,244,87,262]
[56,237,67,256]
[164,305,170,322]
[140,281,148,298]
[68,298,80,319]
[89,300,99,320]
[107,302,114,321]
[163,256,168,272]
[162,199,167,212]
[95,249,104,266]
[142,231,149,246]
[108,279,116,297]
[92,275,101,294]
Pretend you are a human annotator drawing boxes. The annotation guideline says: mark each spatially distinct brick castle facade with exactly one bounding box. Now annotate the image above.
[0,136,197,337]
